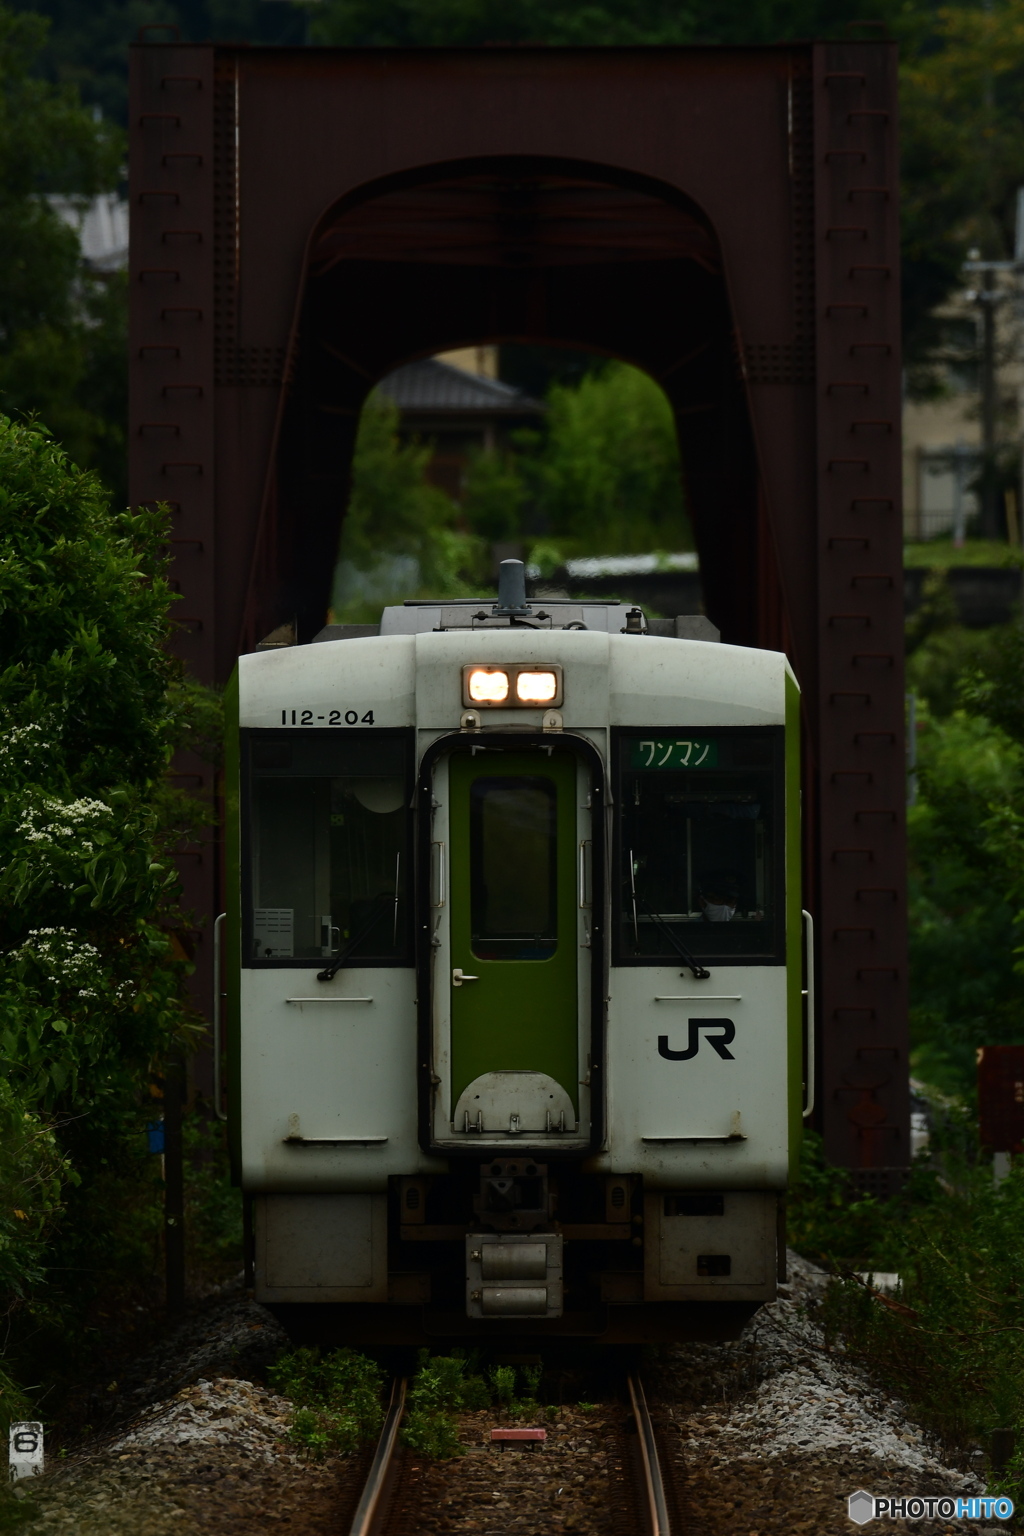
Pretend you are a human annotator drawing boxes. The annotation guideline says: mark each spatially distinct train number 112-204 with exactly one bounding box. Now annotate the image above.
[281,709,375,726]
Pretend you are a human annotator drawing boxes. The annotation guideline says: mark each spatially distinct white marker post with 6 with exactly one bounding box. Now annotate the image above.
[9,1421,43,1482]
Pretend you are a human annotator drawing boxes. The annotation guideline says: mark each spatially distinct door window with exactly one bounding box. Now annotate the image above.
[470,776,557,960]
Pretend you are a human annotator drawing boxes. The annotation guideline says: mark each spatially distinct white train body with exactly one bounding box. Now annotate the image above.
[227,591,803,1343]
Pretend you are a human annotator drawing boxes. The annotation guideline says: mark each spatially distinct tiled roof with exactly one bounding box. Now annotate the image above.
[376,359,544,414]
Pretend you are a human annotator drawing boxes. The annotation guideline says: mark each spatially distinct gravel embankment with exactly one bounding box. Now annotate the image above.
[649,1251,996,1535]
[7,1254,1006,1535]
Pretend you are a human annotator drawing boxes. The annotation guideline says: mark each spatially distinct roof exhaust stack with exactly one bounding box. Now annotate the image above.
[493,559,532,618]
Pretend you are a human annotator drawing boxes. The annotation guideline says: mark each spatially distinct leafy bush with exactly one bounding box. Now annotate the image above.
[400,1351,544,1457]
[787,1131,899,1272]
[268,1347,385,1457]
[400,1351,489,1459]
[183,1112,243,1290]
[406,1350,489,1414]
[490,1364,516,1407]
[790,1118,1024,1500]
[0,415,196,1399]
[0,418,196,1130]
[817,1158,1024,1499]
[401,1407,466,1459]
[0,1078,67,1321]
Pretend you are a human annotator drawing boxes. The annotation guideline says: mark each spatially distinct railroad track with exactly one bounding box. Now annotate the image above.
[344,1372,686,1536]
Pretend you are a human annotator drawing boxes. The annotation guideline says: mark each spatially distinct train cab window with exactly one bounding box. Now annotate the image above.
[613,728,784,964]
[243,731,413,966]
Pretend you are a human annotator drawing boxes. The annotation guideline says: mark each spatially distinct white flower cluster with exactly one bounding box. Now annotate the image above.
[18,927,133,1005]
[0,721,51,769]
[16,796,113,851]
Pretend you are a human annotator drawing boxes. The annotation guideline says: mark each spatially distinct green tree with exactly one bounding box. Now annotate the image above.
[0,415,196,1364]
[0,5,128,497]
[310,0,899,49]
[523,361,690,557]
[896,0,1024,366]
[5,1,311,122]
[901,611,1024,1097]
[333,392,483,618]
[907,702,1024,1094]
[461,446,528,547]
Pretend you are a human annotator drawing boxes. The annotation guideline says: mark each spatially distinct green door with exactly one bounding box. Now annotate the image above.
[448,751,579,1118]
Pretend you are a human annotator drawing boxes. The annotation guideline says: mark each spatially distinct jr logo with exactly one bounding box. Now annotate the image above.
[658,1019,736,1061]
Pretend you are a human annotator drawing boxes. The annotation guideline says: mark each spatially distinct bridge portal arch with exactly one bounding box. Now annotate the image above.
[130,41,906,1184]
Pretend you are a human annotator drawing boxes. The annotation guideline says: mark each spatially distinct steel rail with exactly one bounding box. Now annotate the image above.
[348,1377,407,1536]
[627,1373,673,1536]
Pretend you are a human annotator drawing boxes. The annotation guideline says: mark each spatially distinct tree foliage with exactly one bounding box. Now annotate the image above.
[333,361,690,615]
[0,5,128,498]
[0,416,195,1345]
[332,393,483,618]
[517,361,689,556]
[904,618,1024,1097]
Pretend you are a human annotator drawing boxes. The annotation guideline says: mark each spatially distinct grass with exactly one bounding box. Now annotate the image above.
[903,538,1024,568]
[791,1130,1024,1502]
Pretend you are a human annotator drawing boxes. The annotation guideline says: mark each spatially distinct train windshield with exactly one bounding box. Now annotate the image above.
[243,731,413,966]
[615,728,784,964]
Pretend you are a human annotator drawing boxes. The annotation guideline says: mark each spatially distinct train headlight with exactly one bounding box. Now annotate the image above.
[462,664,563,709]
[515,670,558,704]
[467,668,509,704]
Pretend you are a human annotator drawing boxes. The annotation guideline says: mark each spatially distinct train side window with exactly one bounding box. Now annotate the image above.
[613,727,784,965]
[243,730,413,966]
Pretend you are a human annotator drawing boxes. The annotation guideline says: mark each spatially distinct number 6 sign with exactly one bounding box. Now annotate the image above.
[9,1422,43,1481]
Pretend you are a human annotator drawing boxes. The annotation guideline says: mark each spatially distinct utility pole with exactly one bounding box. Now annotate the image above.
[980,264,999,537]
[964,225,1023,541]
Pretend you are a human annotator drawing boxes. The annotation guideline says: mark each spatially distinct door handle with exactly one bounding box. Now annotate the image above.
[452,968,479,986]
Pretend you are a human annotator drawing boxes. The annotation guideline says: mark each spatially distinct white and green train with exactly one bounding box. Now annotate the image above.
[225,562,808,1345]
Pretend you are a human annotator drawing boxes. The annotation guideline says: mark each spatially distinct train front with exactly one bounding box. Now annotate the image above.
[227,570,804,1344]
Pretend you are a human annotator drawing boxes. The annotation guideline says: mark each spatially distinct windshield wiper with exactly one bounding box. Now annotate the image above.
[316,892,391,982]
[636,894,711,980]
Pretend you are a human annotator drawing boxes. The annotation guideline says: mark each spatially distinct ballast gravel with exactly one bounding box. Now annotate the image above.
[378,1409,638,1536]
[9,1377,368,1535]
[6,1254,1007,1535]
[648,1250,997,1535]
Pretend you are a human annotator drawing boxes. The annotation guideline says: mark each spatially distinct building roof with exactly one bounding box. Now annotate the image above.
[376,358,544,416]
[564,552,699,579]
[48,193,128,273]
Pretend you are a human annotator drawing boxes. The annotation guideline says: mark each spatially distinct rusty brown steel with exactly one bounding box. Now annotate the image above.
[130,40,908,1179]
[978,1047,1024,1154]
